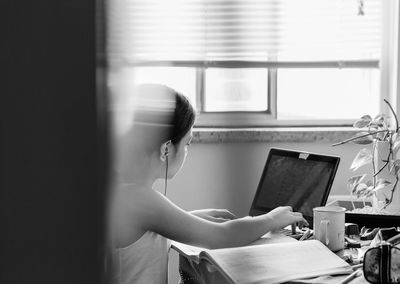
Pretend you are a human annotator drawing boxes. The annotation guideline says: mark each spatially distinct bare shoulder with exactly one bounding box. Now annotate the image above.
[112,184,211,247]
[114,185,158,219]
[111,185,166,247]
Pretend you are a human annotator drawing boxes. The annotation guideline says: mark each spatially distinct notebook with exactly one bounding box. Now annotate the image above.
[249,148,340,228]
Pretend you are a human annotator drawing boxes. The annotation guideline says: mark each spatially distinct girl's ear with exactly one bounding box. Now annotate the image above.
[159,140,172,162]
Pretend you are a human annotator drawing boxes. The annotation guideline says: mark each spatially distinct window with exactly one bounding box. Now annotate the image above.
[204,68,269,112]
[107,0,383,127]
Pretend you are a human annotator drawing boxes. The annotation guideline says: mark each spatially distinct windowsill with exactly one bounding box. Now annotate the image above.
[192,127,359,144]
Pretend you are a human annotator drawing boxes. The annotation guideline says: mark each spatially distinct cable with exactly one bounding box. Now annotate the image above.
[163,140,171,197]
[164,155,168,196]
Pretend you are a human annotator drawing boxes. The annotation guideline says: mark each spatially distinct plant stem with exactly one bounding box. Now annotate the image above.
[384,99,399,132]
[372,141,377,187]
[373,147,391,178]
[374,161,389,177]
[351,199,356,211]
[384,175,398,209]
[381,137,395,210]
[332,130,389,146]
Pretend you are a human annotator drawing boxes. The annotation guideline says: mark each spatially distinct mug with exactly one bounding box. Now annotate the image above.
[313,206,346,252]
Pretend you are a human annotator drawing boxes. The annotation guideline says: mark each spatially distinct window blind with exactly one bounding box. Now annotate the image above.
[107,0,381,65]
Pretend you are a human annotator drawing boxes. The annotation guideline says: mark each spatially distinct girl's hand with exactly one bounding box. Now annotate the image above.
[191,209,238,223]
[266,206,309,231]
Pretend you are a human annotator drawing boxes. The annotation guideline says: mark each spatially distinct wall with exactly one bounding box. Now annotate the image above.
[164,140,363,283]
[0,1,107,283]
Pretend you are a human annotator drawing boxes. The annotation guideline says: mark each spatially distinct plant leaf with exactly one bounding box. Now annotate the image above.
[389,159,400,176]
[370,114,386,128]
[354,183,368,197]
[376,178,392,186]
[392,140,400,155]
[347,175,366,194]
[350,132,374,145]
[347,174,366,187]
[371,179,391,192]
[350,148,373,171]
[372,183,388,192]
[351,182,366,195]
[348,183,356,194]
[363,115,373,121]
[353,115,372,128]
[365,191,375,198]
[392,133,400,143]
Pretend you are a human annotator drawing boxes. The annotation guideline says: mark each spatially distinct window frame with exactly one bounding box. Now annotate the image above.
[130,59,380,127]
[105,0,395,129]
[195,64,276,127]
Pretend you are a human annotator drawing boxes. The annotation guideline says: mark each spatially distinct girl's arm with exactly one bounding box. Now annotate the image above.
[190,209,237,223]
[142,190,307,249]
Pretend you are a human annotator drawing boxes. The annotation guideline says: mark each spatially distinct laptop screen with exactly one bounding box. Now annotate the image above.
[249,148,340,226]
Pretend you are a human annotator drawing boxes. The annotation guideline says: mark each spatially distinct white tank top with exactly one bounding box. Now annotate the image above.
[114,231,170,284]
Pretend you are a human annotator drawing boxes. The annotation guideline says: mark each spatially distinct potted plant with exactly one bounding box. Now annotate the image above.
[333,99,400,215]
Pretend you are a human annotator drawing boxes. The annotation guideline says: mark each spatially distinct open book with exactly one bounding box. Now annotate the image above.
[172,232,296,264]
[172,234,352,284]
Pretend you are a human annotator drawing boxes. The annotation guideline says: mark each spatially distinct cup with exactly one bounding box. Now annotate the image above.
[313,206,346,252]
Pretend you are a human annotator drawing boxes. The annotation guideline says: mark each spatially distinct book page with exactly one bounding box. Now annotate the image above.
[170,242,204,263]
[250,231,297,245]
[199,240,352,284]
[171,232,296,263]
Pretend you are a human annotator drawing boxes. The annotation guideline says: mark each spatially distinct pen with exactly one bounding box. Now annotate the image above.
[291,224,296,235]
[340,269,362,284]
[299,229,311,241]
[351,264,363,270]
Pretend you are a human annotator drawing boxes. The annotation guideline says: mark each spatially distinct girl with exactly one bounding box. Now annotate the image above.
[110,84,308,284]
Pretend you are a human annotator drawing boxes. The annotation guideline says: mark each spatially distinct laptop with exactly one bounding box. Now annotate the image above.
[249,148,340,229]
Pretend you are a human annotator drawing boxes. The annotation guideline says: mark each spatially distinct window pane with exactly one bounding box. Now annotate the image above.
[204,68,268,112]
[277,69,380,120]
[112,67,197,108]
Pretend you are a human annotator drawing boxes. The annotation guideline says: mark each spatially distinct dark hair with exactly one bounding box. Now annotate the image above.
[132,84,196,148]
[171,91,196,144]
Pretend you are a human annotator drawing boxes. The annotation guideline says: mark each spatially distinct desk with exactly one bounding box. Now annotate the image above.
[173,234,369,284]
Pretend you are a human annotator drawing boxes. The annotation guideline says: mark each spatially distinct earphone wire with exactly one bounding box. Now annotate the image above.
[164,155,168,196]
[164,140,171,197]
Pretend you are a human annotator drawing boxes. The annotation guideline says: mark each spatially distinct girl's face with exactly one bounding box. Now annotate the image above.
[167,130,193,178]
